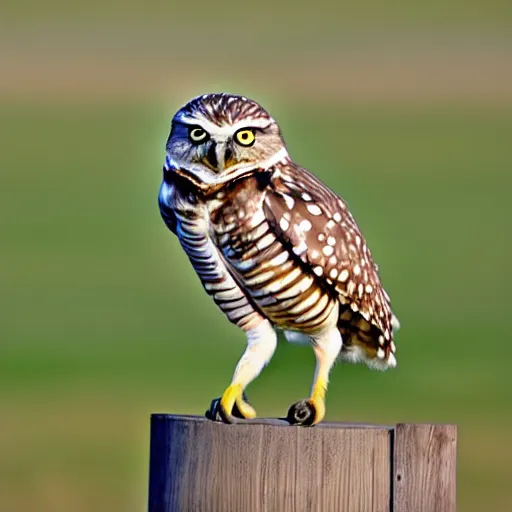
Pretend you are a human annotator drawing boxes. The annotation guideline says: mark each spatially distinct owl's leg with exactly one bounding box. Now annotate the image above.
[287,326,342,426]
[210,319,277,423]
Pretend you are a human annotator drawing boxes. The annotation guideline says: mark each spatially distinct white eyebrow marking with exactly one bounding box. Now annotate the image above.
[176,113,273,135]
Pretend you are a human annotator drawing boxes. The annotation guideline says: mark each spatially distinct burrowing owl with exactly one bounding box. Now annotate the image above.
[158,93,399,426]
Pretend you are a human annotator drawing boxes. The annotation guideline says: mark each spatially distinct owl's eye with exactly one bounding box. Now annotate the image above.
[234,129,256,147]
[189,126,209,144]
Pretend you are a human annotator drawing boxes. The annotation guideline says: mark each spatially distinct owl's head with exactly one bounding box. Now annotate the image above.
[164,93,288,187]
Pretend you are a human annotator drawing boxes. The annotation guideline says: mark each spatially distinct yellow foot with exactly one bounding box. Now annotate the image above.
[217,384,256,423]
[286,395,325,426]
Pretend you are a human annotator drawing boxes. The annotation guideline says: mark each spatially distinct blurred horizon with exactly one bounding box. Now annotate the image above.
[2,0,512,107]
[1,2,511,512]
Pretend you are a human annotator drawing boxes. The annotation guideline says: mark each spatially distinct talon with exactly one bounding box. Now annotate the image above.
[205,397,223,422]
[219,383,240,423]
[287,393,326,426]
[235,394,257,419]
[205,387,256,423]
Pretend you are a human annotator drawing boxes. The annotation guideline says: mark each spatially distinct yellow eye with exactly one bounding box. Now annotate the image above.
[235,129,256,147]
[189,126,209,144]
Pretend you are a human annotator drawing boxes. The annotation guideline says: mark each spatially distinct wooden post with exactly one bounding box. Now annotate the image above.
[393,423,457,512]
[148,415,457,512]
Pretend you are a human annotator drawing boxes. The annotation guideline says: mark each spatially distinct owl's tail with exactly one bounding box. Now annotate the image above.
[337,305,398,371]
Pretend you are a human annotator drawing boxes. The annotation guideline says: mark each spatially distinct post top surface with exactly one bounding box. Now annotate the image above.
[151,413,395,430]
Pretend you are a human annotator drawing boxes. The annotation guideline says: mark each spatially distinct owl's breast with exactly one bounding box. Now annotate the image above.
[209,178,336,333]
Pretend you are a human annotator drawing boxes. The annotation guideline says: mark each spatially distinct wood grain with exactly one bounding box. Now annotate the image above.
[148,415,392,512]
[393,423,457,512]
[148,416,458,512]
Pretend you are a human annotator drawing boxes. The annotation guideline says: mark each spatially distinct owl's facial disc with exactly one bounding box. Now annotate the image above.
[165,116,288,186]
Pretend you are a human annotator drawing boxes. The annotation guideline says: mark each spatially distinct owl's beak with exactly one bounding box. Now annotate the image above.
[204,142,236,173]
[224,146,235,169]
[218,143,238,171]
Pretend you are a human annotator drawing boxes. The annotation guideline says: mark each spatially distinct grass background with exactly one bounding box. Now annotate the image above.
[1,2,511,511]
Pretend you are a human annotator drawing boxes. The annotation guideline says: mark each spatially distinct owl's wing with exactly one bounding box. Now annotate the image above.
[263,164,397,352]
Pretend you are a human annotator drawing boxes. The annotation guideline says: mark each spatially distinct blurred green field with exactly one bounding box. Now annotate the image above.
[1,100,511,511]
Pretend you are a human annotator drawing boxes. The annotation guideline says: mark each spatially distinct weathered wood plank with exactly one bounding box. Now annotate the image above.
[393,423,457,512]
[148,415,392,512]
